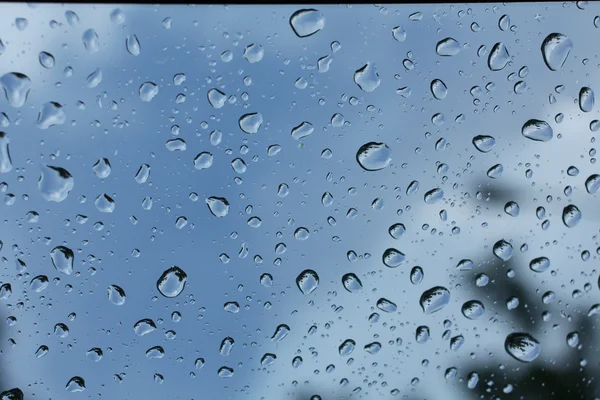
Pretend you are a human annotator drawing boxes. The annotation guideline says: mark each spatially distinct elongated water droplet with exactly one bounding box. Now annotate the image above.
[82,29,99,53]
[410,266,424,285]
[392,26,406,42]
[35,345,49,359]
[585,174,600,194]
[219,337,235,356]
[356,142,391,171]
[415,326,430,343]
[231,158,247,174]
[382,248,406,268]
[126,34,140,56]
[157,266,187,298]
[85,68,102,88]
[296,269,319,295]
[0,72,31,108]
[579,87,594,112]
[339,339,355,356]
[208,88,226,108]
[354,62,380,92]
[562,204,581,228]
[424,188,443,204]
[541,33,572,71]
[522,119,553,142]
[134,318,156,336]
[271,324,290,342]
[472,135,496,153]
[239,112,263,134]
[289,9,325,38]
[419,286,451,314]
[505,332,541,362]
[206,196,229,217]
[364,342,381,354]
[51,245,74,275]
[376,298,397,312]
[436,38,460,56]
[341,273,363,293]
[431,79,447,100]
[291,121,314,140]
[39,51,55,69]
[0,132,12,173]
[107,284,126,305]
[135,164,150,183]
[488,42,510,71]
[139,82,158,102]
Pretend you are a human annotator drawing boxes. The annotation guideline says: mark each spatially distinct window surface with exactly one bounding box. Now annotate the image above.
[0,3,598,399]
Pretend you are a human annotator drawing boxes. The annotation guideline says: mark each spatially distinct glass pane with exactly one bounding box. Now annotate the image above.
[0,3,598,399]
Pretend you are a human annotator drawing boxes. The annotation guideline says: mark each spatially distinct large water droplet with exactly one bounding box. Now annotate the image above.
[107,284,126,305]
[505,332,541,362]
[291,121,314,140]
[92,158,111,178]
[135,164,150,183]
[419,286,451,314]
[356,142,391,171]
[0,72,31,108]
[95,193,115,213]
[493,239,513,261]
[522,119,553,142]
[354,63,380,92]
[339,339,356,356]
[206,196,229,217]
[85,68,103,88]
[488,42,510,71]
[239,113,263,134]
[208,88,226,108]
[472,135,496,153]
[261,353,277,366]
[376,298,397,312]
[36,102,65,129]
[39,165,74,202]
[424,188,444,204]
[541,33,573,71]
[431,79,447,100]
[529,256,550,273]
[0,132,13,173]
[382,248,406,268]
[126,34,141,56]
[271,324,290,342]
[0,389,23,400]
[562,204,582,228]
[146,346,164,359]
[289,9,325,38]
[39,51,55,69]
[219,337,235,356]
[218,367,234,378]
[139,82,158,102]
[585,174,600,194]
[342,273,363,293]
[157,266,187,298]
[0,283,12,300]
[65,377,85,392]
[110,8,125,24]
[134,318,156,336]
[579,87,595,112]
[461,300,485,319]
[194,152,213,170]
[51,245,74,275]
[436,38,460,56]
[392,26,406,42]
[30,275,49,292]
[82,29,99,53]
[296,269,319,295]
[243,43,264,63]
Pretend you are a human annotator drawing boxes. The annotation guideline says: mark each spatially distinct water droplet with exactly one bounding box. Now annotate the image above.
[294,227,310,240]
[0,132,12,173]
[431,79,447,100]
[0,283,11,300]
[65,377,85,392]
[110,8,125,24]
[51,245,74,275]
[504,201,520,217]
[134,318,156,336]
[296,269,319,295]
[419,286,451,314]
[488,42,510,71]
[243,43,264,63]
[218,366,234,378]
[585,174,600,193]
[39,51,55,69]
[392,26,406,42]
[126,34,141,56]
[342,273,363,293]
[376,298,397,313]
[450,335,465,352]
[260,273,273,287]
[382,248,406,268]
[107,284,126,305]
[95,193,115,213]
[562,204,582,228]
[541,33,572,71]
[15,18,28,31]
[93,158,111,178]
[135,164,150,183]
[415,326,430,343]
[291,121,314,140]
[436,38,460,56]
[472,135,496,153]
[487,164,504,179]
[219,337,235,356]
[493,239,513,261]
[498,14,510,31]
[456,259,474,271]
[208,88,226,108]
[354,63,380,92]
[146,346,164,359]
[85,68,102,88]
[35,345,49,359]
[579,87,595,112]
[388,223,405,239]
[30,275,49,292]
[239,112,263,134]
[157,266,187,298]
[261,353,277,366]
[165,138,186,152]
[36,102,65,129]
[461,300,485,319]
[424,188,443,204]
[406,180,420,195]
[339,339,356,356]
[206,196,229,217]
[139,82,158,102]
[86,347,102,362]
[82,29,99,53]
[364,342,381,354]
[289,9,325,38]
[231,158,247,174]
[65,10,80,26]
[224,301,239,313]
[356,142,391,171]
[522,119,553,142]
[410,266,424,285]
[331,113,344,127]
[505,333,541,362]
[0,72,31,108]
[566,331,580,348]
[271,324,290,342]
